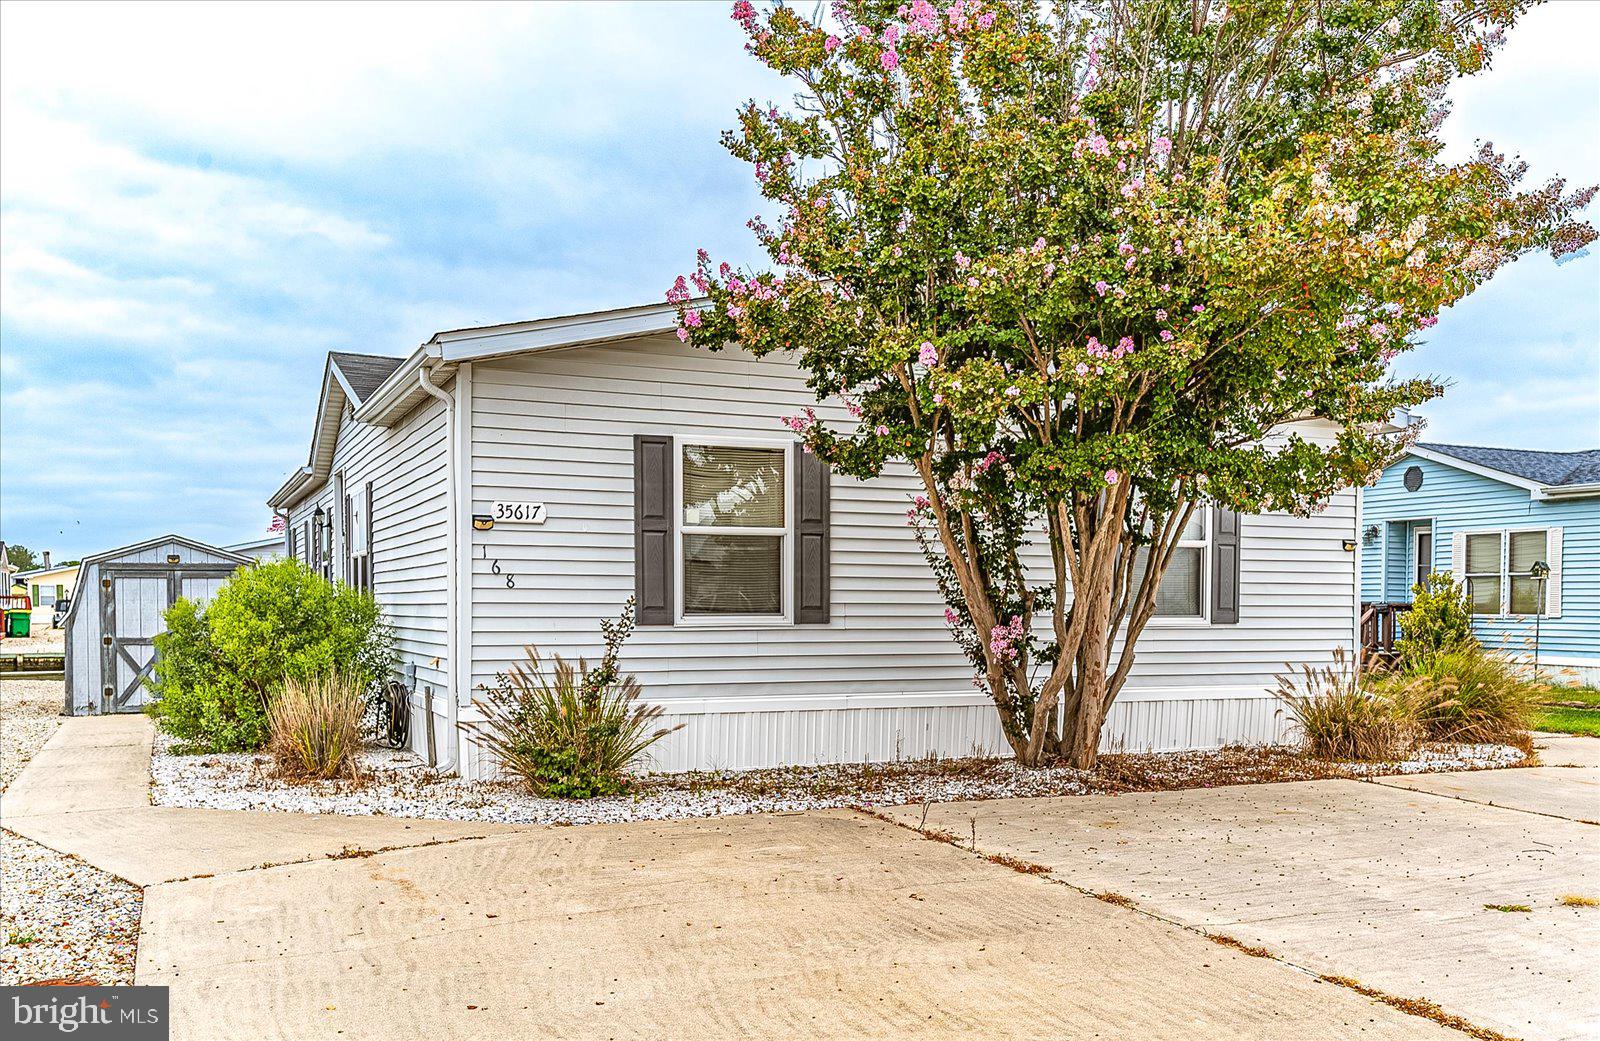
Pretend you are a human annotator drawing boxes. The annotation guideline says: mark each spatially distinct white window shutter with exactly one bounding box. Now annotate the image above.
[1545,527,1563,618]
[1451,531,1466,588]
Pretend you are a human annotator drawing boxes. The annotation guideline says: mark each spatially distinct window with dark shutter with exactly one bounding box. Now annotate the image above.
[793,444,831,624]
[1210,507,1241,624]
[634,434,675,625]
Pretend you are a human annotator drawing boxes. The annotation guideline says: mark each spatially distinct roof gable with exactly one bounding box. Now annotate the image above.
[269,351,406,509]
[1401,443,1600,500]
[1415,442,1600,488]
[330,352,405,405]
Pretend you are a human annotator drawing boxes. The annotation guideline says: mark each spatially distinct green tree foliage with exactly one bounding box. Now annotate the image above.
[673,0,1594,766]
[147,559,394,752]
[1395,571,1475,668]
[5,544,40,572]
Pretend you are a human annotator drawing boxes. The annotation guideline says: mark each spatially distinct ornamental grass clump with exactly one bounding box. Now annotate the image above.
[268,671,367,780]
[462,598,682,798]
[1274,648,1416,762]
[1386,647,1539,744]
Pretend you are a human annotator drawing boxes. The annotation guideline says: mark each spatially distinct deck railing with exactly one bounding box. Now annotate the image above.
[1359,601,1411,667]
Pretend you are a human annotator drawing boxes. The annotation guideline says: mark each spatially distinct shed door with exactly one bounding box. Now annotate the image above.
[99,564,239,713]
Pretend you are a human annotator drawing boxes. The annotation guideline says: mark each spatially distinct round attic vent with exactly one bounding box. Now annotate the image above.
[1403,465,1424,492]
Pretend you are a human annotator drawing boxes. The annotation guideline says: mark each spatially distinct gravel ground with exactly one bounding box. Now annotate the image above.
[0,630,66,655]
[152,736,1528,827]
[1,676,141,986]
[0,678,64,793]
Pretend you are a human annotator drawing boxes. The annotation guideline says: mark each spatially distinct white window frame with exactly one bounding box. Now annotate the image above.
[1461,526,1552,618]
[1141,509,1212,627]
[674,436,793,627]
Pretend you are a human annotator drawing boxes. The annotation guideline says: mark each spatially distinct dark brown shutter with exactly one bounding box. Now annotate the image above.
[793,444,831,624]
[1211,506,1241,624]
[634,434,675,625]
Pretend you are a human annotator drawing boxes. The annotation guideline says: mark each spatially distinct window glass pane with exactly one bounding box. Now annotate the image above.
[682,446,785,528]
[683,534,782,615]
[1468,576,1500,615]
[1130,546,1204,618]
[1509,530,1546,574]
[1156,546,1203,616]
[1464,533,1500,575]
[1180,512,1205,542]
[1510,576,1544,615]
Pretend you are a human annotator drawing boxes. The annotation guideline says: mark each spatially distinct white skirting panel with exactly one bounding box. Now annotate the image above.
[456,688,1289,777]
[454,689,1291,778]
[1100,695,1293,755]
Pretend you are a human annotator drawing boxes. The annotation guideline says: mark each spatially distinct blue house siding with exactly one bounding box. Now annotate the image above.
[1360,454,1600,663]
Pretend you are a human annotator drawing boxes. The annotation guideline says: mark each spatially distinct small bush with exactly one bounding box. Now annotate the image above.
[1395,573,1476,669]
[1274,647,1416,761]
[147,559,393,752]
[462,597,682,798]
[269,671,367,780]
[1385,647,1538,743]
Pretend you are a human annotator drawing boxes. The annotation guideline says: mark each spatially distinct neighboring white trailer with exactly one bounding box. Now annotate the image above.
[64,535,250,715]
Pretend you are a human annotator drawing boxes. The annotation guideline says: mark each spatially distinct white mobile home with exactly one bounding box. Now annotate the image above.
[269,305,1360,777]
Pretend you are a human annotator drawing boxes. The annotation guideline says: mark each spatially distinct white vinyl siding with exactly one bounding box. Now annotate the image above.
[462,333,1359,772]
[285,393,452,711]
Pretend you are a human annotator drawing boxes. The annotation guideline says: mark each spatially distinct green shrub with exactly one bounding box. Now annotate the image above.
[1384,647,1538,744]
[1274,648,1416,761]
[269,671,368,780]
[1395,572,1476,669]
[462,597,682,798]
[147,559,393,752]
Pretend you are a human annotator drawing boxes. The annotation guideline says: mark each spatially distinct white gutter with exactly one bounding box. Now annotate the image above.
[416,363,459,771]
[1533,482,1600,501]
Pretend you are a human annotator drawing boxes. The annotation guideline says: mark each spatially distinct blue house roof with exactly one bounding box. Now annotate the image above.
[1412,443,1600,496]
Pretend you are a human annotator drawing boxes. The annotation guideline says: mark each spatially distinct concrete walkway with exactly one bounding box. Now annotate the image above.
[882,739,1600,1041]
[8,716,1594,1039]
[1,716,524,885]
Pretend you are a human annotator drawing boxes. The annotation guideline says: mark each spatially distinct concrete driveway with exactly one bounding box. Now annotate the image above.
[881,735,1600,1041]
[136,809,1465,1041]
[8,718,1597,1040]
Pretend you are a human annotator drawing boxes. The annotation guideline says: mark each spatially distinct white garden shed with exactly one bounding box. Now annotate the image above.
[64,535,250,715]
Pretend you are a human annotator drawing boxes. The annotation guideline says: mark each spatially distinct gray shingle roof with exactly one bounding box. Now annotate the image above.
[330,352,405,404]
[1417,442,1600,488]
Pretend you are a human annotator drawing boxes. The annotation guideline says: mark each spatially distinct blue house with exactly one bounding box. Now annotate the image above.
[1360,443,1600,683]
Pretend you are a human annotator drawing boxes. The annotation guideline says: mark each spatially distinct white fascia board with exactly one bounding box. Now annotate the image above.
[350,346,441,427]
[1403,446,1548,497]
[266,467,314,509]
[428,301,685,363]
[1534,482,1600,501]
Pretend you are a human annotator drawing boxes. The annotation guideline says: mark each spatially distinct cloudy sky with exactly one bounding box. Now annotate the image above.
[2,1,1596,560]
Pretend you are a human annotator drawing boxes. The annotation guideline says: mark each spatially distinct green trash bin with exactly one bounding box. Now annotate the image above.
[5,610,30,638]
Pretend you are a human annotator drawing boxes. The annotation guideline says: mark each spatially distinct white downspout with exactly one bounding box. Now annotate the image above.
[417,363,458,772]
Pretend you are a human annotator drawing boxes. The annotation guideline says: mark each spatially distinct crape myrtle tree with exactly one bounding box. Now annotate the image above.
[669,0,1594,768]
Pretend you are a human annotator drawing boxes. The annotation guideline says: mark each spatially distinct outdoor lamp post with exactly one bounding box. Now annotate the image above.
[1530,560,1550,681]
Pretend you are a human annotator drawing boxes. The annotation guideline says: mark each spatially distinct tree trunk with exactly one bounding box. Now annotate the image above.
[1061,554,1118,771]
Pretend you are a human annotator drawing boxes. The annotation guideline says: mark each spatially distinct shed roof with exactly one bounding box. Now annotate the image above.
[59,535,251,628]
[1415,442,1600,489]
